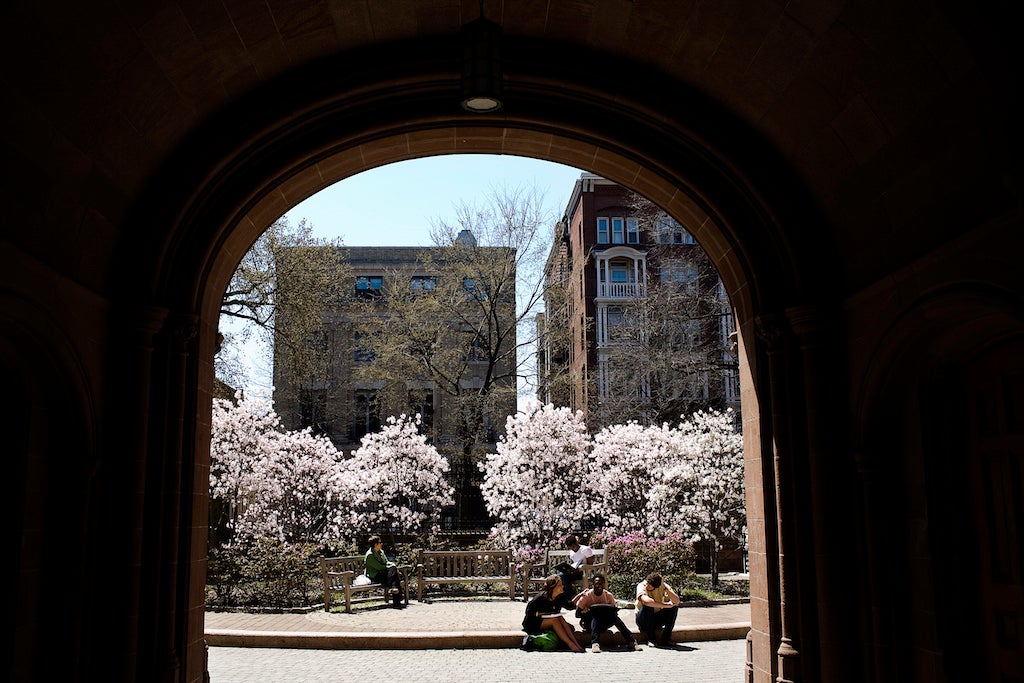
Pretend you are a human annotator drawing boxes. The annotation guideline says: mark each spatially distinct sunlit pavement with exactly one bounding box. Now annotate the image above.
[205,598,750,681]
[207,639,747,682]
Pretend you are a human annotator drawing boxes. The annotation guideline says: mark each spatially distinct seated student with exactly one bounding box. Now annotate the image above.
[635,571,680,647]
[523,575,586,653]
[556,535,595,597]
[573,574,642,652]
[364,535,405,608]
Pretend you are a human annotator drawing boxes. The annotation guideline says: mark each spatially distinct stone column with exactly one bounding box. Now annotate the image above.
[96,304,168,681]
[787,305,858,682]
[755,313,801,683]
[140,311,198,683]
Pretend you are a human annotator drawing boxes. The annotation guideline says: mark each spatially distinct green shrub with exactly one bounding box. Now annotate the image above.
[206,538,331,608]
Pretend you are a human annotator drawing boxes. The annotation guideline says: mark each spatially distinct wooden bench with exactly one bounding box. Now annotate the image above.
[415,550,517,601]
[320,555,411,613]
[521,547,610,601]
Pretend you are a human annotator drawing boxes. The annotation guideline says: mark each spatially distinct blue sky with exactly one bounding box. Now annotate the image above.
[282,154,586,245]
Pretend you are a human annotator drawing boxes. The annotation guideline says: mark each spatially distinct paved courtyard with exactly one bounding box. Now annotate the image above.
[205,598,750,681]
[207,640,747,682]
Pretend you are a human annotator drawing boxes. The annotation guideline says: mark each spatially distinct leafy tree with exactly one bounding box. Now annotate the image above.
[352,184,555,520]
[479,401,592,548]
[217,217,352,415]
[343,413,455,539]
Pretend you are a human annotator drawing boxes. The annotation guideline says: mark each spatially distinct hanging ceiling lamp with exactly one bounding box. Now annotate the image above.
[460,1,503,113]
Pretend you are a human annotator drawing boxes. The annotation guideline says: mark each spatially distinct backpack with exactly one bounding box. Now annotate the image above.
[521,630,560,651]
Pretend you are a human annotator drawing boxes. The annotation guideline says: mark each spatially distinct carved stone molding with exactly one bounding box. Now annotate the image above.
[169,314,199,353]
[785,305,826,350]
[127,306,170,350]
[754,312,792,354]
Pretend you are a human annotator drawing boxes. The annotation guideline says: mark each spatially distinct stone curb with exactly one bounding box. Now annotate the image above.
[205,622,751,650]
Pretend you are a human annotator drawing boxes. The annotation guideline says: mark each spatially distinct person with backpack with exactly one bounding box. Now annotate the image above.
[522,575,586,652]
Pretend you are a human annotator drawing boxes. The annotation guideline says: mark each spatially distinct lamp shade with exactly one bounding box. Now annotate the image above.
[460,15,503,112]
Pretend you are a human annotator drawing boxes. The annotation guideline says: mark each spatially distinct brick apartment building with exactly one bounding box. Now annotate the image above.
[273,232,516,528]
[538,174,740,428]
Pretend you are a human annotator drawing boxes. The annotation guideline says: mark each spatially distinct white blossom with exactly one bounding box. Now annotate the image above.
[479,403,591,547]
[344,414,454,537]
[209,391,353,545]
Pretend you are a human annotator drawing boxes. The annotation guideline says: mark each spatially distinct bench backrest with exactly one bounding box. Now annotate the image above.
[321,555,368,589]
[418,550,512,577]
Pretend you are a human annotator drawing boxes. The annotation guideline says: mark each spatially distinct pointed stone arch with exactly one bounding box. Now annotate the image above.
[119,37,836,682]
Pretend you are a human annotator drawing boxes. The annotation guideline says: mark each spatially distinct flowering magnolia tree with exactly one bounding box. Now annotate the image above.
[477,404,745,586]
[343,414,454,538]
[209,392,352,545]
[479,403,592,548]
[650,408,745,585]
[584,420,680,533]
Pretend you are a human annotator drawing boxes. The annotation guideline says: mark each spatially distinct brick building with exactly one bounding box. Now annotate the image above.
[539,174,739,428]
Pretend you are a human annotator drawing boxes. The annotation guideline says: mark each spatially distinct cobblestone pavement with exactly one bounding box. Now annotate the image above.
[207,640,747,682]
[206,599,750,681]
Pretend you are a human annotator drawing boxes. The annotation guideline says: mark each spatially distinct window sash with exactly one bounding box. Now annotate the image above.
[611,217,624,244]
[626,218,639,244]
[410,276,436,292]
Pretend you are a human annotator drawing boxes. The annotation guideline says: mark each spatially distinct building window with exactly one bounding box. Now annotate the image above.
[353,331,375,363]
[626,218,639,244]
[661,261,698,290]
[607,306,626,328]
[722,365,740,403]
[600,305,637,346]
[299,388,329,437]
[408,389,434,436]
[611,217,625,244]
[356,275,383,298]
[463,277,487,300]
[464,333,487,362]
[656,217,694,244]
[597,217,609,243]
[410,276,436,292]
[352,390,380,441]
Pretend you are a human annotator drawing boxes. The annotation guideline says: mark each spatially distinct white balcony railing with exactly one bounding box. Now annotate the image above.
[598,282,646,298]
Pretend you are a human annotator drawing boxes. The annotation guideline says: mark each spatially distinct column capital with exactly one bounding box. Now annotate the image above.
[754,312,791,353]
[785,304,828,348]
[167,313,199,353]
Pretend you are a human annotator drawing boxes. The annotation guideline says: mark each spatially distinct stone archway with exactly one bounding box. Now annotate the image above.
[852,283,1024,681]
[124,37,836,683]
